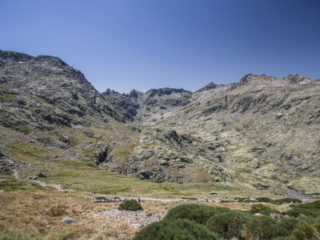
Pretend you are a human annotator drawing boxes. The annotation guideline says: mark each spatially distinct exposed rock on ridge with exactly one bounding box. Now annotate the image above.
[0,50,124,132]
[1,50,320,198]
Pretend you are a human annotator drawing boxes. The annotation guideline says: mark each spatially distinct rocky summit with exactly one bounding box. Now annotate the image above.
[1,50,320,198]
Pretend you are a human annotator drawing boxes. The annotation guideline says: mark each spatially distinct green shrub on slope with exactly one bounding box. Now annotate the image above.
[251,204,279,216]
[285,201,320,218]
[133,219,222,240]
[245,215,298,240]
[118,199,143,211]
[165,204,229,225]
[206,210,251,240]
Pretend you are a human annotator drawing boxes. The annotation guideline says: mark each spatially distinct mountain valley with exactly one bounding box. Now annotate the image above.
[1,50,320,199]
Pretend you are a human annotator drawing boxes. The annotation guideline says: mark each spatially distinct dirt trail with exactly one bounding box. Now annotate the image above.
[13,170,73,192]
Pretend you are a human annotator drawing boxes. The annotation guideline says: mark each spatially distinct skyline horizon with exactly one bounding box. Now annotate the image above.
[1,48,317,94]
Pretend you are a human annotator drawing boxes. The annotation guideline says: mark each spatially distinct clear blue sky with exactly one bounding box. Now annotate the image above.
[1,0,320,93]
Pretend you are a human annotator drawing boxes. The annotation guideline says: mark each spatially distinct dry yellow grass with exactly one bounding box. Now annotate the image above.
[0,179,291,240]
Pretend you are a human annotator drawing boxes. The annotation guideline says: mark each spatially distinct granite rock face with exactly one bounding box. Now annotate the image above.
[102,87,192,123]
[1,50,320,198]
[0,50,124,132]
[125,73,320,197]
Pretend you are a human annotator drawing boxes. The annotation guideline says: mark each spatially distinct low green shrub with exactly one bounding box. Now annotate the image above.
[0,181,28,191]
[206,210,250,239]
[164,204,230,225]
[245,215,298,240]
[256,197,274,203]
[46,205,67,217]
[133,219,221,240]
[291,223,316,240]
[251,204,278,216]
[53,232,76,240]
[277,219,320,240]
[244,197,302,205]
[95,196,106,200]
[119,199,143,211]
[275,198,302,205]
[285,201,320,218]
[235,197,252,203]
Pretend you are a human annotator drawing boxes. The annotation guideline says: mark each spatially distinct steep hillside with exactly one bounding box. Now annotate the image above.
[112,74,320,198]
[1,50,320,199]
[0,50,139,180]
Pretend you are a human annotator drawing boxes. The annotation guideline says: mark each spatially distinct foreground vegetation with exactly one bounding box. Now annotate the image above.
[0,156,317,240]
[1,172,320,240]
[134,203,320,240]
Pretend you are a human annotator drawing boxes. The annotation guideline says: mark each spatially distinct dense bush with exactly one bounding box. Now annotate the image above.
[236,197,302,205]
[235,197,253,203]
[255,197,302,205]
[285,201,320,218]
[275,198,302,205]
[164,204,230,225]
[256,197,274,203]
[206,210,250,239]
[133,219,221,240]
[245,215,298,240]
[291,222,320,240]
[118,199,143,211]
[251,204,278,216]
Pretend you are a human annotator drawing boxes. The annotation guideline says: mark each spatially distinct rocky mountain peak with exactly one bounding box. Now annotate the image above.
[286,74,311,83]
[127,89,141,98]
[0,50,33,63]
[34,55,68,67]
[145,88,191,98]
[0,50,124,129]
[196,82,218,92]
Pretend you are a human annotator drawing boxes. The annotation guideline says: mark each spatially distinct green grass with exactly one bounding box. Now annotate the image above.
[44,159,239,198]
[50,232,76,240]
[0,181,44,192]
[16,125,32,134]
[5,142,44,159]
[0,94,16,101]
[0,174,14,181]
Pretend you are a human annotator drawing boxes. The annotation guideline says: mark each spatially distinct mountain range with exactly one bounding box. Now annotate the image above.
[1,50,320,198]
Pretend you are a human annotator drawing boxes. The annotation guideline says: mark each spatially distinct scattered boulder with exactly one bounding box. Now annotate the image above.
[93,197,121,203]
[61,216,77,224]
[37,172,47,178]
[59,135,71,144]
[160,160,169,166]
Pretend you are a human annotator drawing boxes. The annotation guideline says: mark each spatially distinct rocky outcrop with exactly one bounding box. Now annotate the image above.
[102,89,140,121]
[0,50,125,132]
[102,87,192,122]
[196,82,217,92]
